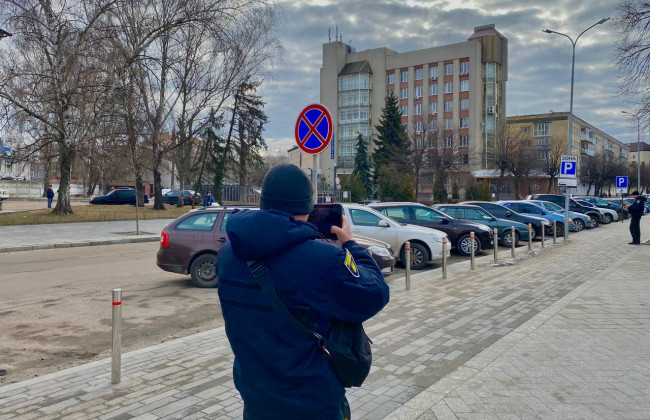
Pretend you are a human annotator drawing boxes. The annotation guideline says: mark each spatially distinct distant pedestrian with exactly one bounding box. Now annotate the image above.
[624,190,647,245]
[203,191,214,207]
[46,185,54,208]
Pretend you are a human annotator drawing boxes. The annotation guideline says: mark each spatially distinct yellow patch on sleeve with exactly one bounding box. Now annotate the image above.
[344,249,360,278]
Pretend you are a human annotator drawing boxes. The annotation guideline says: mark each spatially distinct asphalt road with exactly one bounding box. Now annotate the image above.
[0,241,503,385]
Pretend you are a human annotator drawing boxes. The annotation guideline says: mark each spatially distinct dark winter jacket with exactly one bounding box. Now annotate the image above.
[46,188,54,199]
[628,196,647,217]
[217,209,389,419]
[203,194,214,207]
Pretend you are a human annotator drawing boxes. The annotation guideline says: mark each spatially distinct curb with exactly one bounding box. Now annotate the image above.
[0,236,160,253]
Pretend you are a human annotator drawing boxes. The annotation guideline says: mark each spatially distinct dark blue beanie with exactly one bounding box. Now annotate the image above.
[260,164,314,215]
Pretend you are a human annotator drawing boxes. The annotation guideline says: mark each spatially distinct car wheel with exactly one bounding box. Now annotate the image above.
[554,222,564,237]
[400,242,429,270]
[572,218,584,232]
[501,230,519,247]
[589,215,599,228]
[190,254,218,288]
[456,234,481,257]
[602,213,612,224]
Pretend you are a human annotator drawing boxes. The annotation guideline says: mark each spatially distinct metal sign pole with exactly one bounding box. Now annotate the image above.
[470,232,475,270]
[493,228,498,263]
[405,241,411,290]
[510,226,516,258]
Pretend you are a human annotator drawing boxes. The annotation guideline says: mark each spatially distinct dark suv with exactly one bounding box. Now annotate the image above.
[157,206,396,287]
[464,201,553,238]
[368,202,494,256]
[525,194,603,227]
[89,188,149,205]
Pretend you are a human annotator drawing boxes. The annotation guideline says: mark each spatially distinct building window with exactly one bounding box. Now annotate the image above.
[429,102,437,114]
[387,89,394,97]
[401,106,408,116]
[444,82,453,94]
[444,100,453,112]
[415,120,423,133]
[459,153,469,165]
[520,126,530,134]
[444,118,453,130]
[428,137,437,149]
[414,85,422,98]
[414,103,422,115]
[460,98,469,110]
[429,84,438,96]
[429,119,438,131]
[460,135,468,146]
[534,122,550,137]
[460,61,469,75]
[400,88,408,99]
[401,71,408,82]
[444,136,453,148]
[415,68,423,80]
[444,63,453,76]
[459,117,469,128]
[429,66,438,79]
[460,80,469,92]
[387,73,395,84]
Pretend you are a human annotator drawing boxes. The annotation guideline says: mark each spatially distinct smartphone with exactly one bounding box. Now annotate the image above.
[308,204,343,240]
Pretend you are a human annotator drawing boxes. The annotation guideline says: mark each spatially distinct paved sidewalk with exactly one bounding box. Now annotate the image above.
[0,220,173,252]
[0,218,649,419]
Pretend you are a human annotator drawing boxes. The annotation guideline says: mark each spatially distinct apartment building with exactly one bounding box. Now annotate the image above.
[628,141,650,172]
[505,112,629,195]
[315,24,508,193]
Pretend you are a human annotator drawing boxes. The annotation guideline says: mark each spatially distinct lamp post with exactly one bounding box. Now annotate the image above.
[543,17,610,239]
[0,29,11,39]
[622,110,642,192]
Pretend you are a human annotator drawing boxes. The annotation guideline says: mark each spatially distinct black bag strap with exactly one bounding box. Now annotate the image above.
[247,260,323,341]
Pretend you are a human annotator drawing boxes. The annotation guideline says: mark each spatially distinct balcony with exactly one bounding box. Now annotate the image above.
[580,147,596,156]
[579,127,596,144]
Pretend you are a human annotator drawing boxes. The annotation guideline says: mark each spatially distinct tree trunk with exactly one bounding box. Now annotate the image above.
[152,143,165,210]
[135,173,144,207]
[42,144,52,198]
[53,143,74,215]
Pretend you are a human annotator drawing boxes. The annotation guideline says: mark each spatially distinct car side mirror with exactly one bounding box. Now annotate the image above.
[378,220,389,227]
[505,211,512,217]
[440,218,450,224]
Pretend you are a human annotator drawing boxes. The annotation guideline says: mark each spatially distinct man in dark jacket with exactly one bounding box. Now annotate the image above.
[203,191,214,207]
[624,191,646,245]
[218,164,389,420]
[46,185,54,208]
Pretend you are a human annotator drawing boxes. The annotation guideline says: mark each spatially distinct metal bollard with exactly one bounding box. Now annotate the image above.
[112,289,122,385]
[442,239,447,280]
[527,224,532,252]
[404,241,411,290]
[493,228,499,263]
[510,226,516,258]
[470,231,475,270]
[553,220,557,244]
[541,224,545,248]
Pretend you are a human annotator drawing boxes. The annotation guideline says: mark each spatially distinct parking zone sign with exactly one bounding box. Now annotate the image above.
[616,176,628,194]
[560,155,578,178]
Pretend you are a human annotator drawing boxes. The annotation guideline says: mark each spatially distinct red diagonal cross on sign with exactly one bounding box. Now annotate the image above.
[299,112,327,146]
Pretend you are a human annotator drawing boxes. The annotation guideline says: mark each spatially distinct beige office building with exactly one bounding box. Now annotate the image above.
[315,24,508,194]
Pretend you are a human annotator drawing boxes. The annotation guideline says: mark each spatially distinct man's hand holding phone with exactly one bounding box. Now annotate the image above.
[331,216,353,245]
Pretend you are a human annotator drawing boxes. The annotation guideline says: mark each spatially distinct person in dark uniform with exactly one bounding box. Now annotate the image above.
[624,190,646,245]
[203,191,214,207]
[46,184,54,208]
[217,164,389,420]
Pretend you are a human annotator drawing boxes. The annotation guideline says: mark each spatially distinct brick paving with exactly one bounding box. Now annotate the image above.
[0,218,649,419]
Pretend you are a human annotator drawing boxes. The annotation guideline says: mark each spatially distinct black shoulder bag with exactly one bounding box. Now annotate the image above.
[247,260,372,388]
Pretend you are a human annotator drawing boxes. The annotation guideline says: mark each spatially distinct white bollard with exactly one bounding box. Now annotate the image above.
[404,241,411,290]
[470,231,475,270]
[541,224,545,248]
[527,224,532,252]
[553,220,557,244]
[511,226,516,258]
[493,228,499,263]
[112,289,122,385]
[442,239,447,280]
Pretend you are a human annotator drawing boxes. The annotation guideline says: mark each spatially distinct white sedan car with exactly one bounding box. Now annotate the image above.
[342,204,450,270]
[0,188,8,201]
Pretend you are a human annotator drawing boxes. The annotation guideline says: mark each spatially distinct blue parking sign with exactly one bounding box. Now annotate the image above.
[616,176,628,189]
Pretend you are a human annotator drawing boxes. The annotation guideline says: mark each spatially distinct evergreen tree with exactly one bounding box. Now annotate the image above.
[353,132,373,199]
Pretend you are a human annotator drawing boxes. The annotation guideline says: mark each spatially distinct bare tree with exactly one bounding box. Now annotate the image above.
[508,135,536,199]
[489,124,523,200]
[539,135,565,193]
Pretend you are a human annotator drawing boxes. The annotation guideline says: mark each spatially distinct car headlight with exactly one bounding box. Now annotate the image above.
[367,245,391,257]
[543,221,551,226]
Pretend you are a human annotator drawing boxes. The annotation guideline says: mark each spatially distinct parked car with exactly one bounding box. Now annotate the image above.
[433,203,530,247]
[162,189,202,206]
[89,188,149,205]
[578,196,628,219]
[0,188,8,201]
[341,203,450,270]
[497,200,573,234]
[524,194,603,228]
[464,201,552,238]
[157,206,397,287]
[367,202,493,256]
[574,199,618,223]
[524,200,591,232]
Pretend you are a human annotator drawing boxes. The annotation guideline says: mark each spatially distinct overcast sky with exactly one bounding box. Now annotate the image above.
[259,0,639,154]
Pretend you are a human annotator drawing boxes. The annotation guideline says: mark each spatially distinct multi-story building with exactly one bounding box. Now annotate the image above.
[315,24,508,197]
[504,112,629,195]
[628,141,650,173]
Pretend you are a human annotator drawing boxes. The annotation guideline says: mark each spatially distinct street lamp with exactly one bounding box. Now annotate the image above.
[0,29,12,39]
[622,110,642,192]
[542,17,610,239]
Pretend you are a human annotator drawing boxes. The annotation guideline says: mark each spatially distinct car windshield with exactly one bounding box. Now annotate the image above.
[540,201,563,212]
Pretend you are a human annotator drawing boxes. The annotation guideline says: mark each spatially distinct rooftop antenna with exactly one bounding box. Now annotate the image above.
[328,27,331,42]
